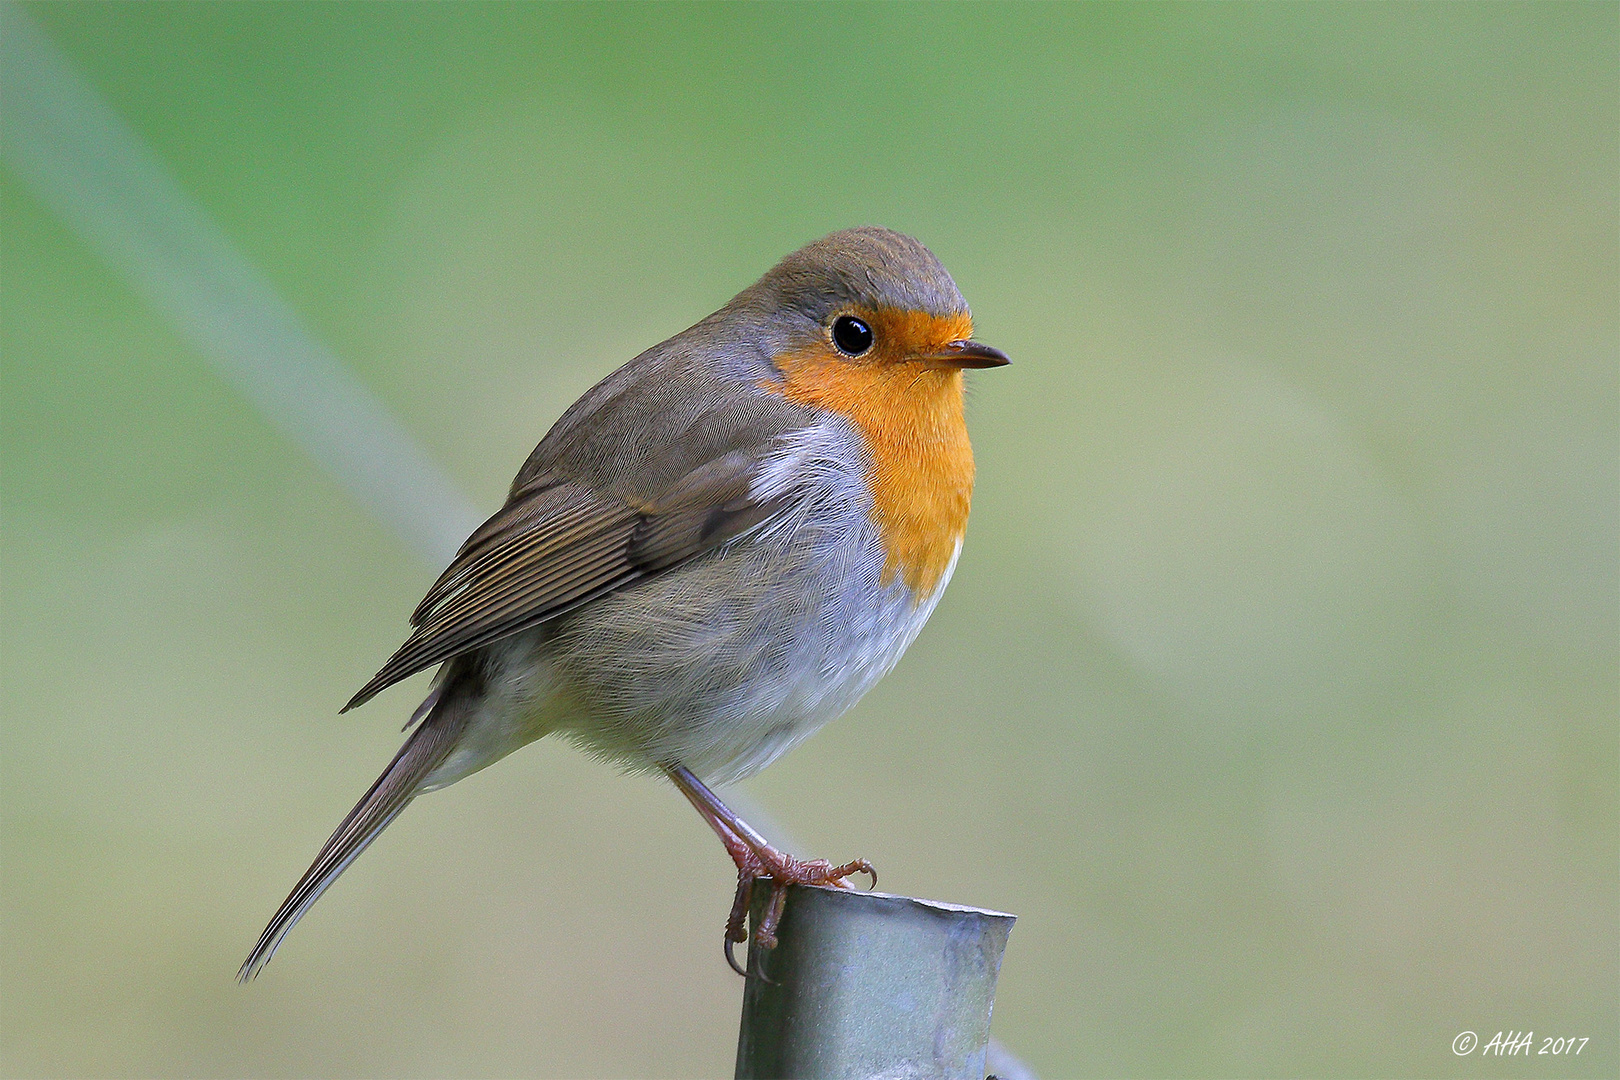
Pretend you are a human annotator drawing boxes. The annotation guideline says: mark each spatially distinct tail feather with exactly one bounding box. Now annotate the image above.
[239,689,466,980]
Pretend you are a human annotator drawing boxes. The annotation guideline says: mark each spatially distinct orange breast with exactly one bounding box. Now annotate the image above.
[766,309,976,596]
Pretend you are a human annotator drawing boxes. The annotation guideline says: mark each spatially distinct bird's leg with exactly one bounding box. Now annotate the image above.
[665,765,876,957]
[668,778,764,974]
[667,765,877,893]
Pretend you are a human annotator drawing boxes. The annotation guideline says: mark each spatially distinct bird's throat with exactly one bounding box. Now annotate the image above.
[766,337,974,596]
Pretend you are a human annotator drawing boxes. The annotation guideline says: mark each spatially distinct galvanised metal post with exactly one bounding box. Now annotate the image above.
[734,884,1016,1080]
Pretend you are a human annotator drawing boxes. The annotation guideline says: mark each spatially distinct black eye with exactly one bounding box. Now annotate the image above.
[831,315,874,356]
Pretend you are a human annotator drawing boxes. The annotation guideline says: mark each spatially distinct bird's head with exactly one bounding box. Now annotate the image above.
[743,226,1009,381]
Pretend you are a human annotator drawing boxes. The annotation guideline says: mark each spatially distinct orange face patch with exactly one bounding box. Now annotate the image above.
[765,307,977,596]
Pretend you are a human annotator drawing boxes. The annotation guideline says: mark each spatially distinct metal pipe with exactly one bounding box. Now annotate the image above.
[735,884,1016,1080]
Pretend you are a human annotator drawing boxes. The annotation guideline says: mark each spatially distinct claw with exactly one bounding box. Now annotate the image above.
[725,936,748,978]
[722,872,754,978]
[824,858,875,890]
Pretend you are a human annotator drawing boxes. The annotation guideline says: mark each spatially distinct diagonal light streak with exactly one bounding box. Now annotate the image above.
[0,1,482,566]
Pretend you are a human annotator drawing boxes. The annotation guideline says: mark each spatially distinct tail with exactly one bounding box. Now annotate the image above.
[238,684,468,980]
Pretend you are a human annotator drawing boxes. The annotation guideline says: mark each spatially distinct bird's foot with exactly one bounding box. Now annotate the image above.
[661,764,876,975]
[728,847,876,953]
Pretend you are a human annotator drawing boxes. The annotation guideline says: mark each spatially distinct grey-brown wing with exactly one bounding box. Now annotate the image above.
[342,450,781,712]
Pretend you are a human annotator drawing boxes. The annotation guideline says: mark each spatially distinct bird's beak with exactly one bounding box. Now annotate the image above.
[921,340,1011,369]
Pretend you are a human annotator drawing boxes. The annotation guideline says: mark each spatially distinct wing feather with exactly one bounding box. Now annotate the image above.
[343,447,786,712]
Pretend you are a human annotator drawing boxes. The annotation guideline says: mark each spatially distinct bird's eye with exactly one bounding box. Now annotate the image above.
[831,315,874,357]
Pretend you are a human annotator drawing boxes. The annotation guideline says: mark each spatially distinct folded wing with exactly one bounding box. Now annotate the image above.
[343,448,784,712]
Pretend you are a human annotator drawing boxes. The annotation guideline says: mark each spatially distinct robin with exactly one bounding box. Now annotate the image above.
[240,226,1008,980]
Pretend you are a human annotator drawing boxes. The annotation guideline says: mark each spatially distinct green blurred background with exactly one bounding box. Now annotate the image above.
[2,3,1614,1077]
